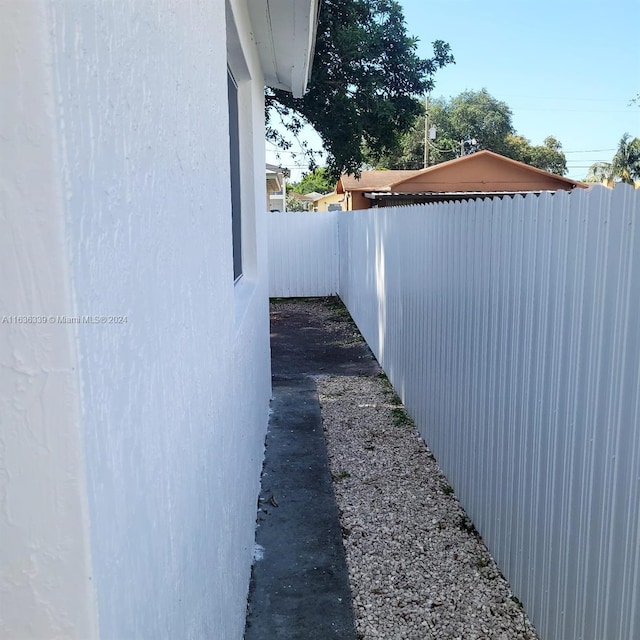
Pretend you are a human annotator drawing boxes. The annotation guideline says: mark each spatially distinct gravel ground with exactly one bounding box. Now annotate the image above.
[309,302,540,640]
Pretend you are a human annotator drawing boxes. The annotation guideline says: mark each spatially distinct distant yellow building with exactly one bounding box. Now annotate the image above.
[314,191,345,211]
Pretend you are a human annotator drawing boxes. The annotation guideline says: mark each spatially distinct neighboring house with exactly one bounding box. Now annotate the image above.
[1,1,318,639]
[292,190,346,212]
[287,190,326,211]
[299,190,326,210]
[266,163,287,211]
[316,191,346,211]
[337,150,587,210]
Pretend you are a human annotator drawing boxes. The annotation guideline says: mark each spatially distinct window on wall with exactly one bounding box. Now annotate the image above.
[227,68,242,281]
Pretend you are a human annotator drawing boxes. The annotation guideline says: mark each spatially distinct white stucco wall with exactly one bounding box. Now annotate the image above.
[0,2,98,637]
[1,1,271,638]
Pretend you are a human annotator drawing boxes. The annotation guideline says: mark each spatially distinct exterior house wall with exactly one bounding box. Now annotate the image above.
[316,191,345,211]
[1,1,271,638]
[0,4,98,636]
[347,191,371,210]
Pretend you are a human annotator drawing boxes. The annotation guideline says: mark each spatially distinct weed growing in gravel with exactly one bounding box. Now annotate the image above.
[323,296,347,312]
[377,373,414,426]
[323,298,368,343]
[441,482,455,495]
[333,470,351,481]
[323,297,353,322]
[511,595,523,608]
[391,406,413,428]
[457,514,480,538]
[329,334,364,347]
[376,372,402,404]
[270,297,314,305]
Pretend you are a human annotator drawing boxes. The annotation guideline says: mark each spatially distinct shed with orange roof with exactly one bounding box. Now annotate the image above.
[336,151,587,210]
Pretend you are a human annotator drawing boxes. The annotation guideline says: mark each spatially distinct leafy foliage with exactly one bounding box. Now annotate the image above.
[444,89,515,157]
[266,0,454,180]
[504,135,567,175]
[289,168,334,195]
[586,133,640,185]
[612,133,640,184]
[365,89,568,175]
[285,194,307,211]
[584,162,615,184]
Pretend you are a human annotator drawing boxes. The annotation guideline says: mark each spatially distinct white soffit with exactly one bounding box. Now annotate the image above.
[248,0,320,98]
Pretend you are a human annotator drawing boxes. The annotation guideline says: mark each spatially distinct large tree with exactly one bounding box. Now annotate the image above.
[289,168,334,195]
[364,90,515,168]
[504,135,567,175]
[612,133,640,184]
[365,89,568,175]
[445,89,515,157]
[586,133,640,185]
[266,0,454,179]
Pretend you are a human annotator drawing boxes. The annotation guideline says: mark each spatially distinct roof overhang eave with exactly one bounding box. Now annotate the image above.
[363,190,565,200]
[249,0,321,98]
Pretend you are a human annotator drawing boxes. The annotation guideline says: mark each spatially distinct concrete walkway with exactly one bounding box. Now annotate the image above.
[244,298,378,640]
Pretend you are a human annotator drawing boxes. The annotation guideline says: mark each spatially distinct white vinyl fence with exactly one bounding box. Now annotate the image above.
[267,211,339,297]
[267,187,640,640]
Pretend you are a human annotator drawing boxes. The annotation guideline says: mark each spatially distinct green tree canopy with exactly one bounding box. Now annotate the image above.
[612,133,640,184]
[504,135,567,175]
[266,0,454,180]
[586,133,640,185]
[285,194,307,211]
[289,168,334,195]
[584,162,615,184]
[364,89,568,175]
[445,89,515,156]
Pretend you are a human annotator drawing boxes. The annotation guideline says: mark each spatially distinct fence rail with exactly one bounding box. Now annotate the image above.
[267,187,640,640]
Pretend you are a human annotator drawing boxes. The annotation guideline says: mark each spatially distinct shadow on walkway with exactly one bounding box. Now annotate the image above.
[244,298,379,640]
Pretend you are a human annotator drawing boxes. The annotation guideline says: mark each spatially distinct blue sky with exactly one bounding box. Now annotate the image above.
[267,0,639,181]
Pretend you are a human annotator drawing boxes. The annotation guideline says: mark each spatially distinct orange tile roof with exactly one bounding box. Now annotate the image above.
[337,151,586,194]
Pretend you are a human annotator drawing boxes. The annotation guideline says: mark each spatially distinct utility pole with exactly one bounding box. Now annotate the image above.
[423,95,429,168]
[460,138,477,157]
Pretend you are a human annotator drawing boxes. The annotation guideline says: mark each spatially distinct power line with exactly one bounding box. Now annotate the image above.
[563,148,616,154]
[511,107,637,113]
[501,94,634,102]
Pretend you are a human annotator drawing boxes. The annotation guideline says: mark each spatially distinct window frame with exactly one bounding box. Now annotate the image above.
[227,67,243,282]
